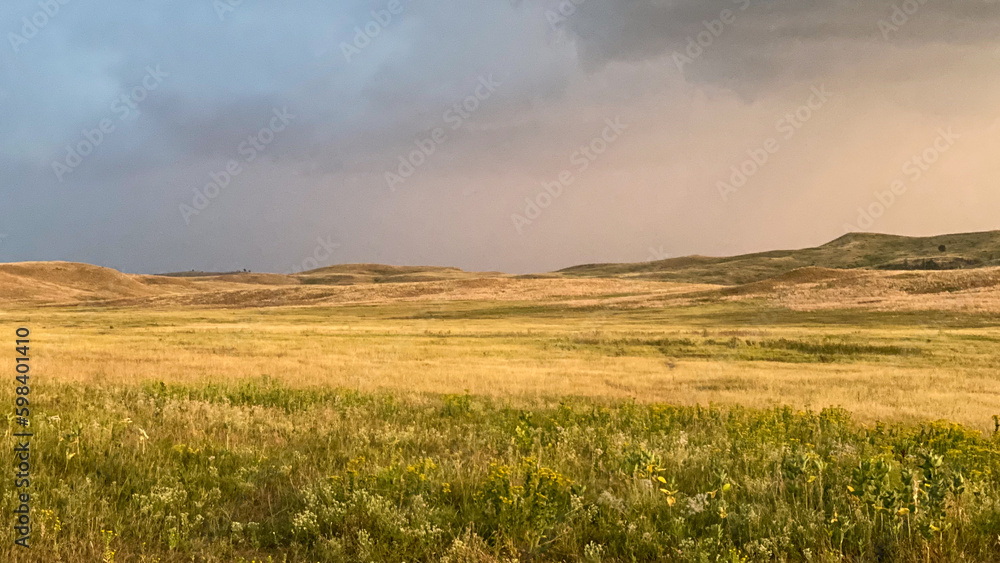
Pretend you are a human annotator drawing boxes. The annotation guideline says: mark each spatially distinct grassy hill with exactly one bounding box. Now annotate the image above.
[558,230,1000,285]
[8,230,1000,306]
[296,264,506,285]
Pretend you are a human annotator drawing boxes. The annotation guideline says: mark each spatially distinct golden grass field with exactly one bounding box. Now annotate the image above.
[4,261,1000,430]
[5,260,1000,561]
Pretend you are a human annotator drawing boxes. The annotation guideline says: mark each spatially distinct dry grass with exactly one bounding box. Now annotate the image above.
[656,266,1000,313]
[9,260,1000,313]
[0,261,713,307]
[7,263,1000,560]
[6,295,1000,431]
[6,262,1000,431]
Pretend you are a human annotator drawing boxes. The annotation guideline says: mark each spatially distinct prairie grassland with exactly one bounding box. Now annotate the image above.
[5,301,1000,428]
[4,298,1000,561]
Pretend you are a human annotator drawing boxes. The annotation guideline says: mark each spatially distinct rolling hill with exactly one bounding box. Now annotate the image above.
[558,230,1000,285]
[5,230,1000,309]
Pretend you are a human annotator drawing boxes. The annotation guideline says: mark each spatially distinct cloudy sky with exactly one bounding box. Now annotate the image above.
[2,0,1000,274]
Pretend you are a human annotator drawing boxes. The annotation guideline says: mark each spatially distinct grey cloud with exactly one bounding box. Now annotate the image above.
[563,0,1000,89]
[1,0,999,274]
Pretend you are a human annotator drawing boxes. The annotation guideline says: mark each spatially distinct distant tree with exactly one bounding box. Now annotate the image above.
[939,245,947,253]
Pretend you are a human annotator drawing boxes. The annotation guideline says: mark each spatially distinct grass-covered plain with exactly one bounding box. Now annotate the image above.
[4,300,1000,561]
[11,302,1000,427]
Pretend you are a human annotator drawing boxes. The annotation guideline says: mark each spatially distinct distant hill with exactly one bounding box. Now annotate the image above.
[159,270,248,277]
[7,230,1000,306]
[558,231,1000,285]
[0,260,706,308]
[0,261,166,303]
[296,264,504,285]
[0,261,514,306]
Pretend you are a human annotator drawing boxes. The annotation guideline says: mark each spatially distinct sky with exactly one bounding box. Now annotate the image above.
[2,0,1000,275]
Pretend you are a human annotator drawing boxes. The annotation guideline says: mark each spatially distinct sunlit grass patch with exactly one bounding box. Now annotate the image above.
[5,381,1000,561]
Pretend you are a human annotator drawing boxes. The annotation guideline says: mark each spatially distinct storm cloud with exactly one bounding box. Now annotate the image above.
[2,0,999,274]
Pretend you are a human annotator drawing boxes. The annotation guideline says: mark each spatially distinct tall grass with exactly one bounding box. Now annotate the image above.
[4,378,1000,562]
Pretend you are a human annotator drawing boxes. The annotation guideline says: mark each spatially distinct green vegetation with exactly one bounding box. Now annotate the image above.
[5,269,1000,561]
[297,264,493,285]
[5,378,1000,562]
[559,230,1000,284]
[549,335,924,364]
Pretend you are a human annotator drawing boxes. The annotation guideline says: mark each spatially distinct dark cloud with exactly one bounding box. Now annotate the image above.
[1,0,999,273]
[564,0,1000,90]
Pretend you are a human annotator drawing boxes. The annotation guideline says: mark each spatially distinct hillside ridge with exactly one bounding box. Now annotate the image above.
[558,230,1000,285]
[4,230,1000,306]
